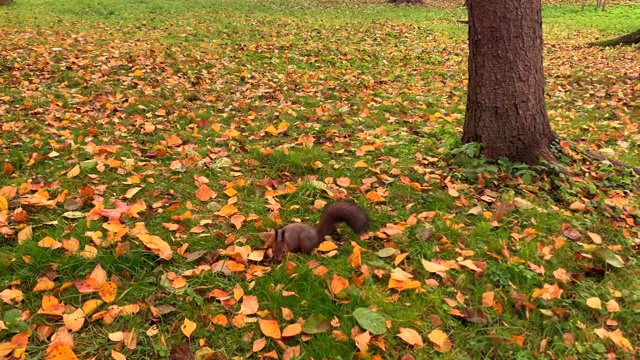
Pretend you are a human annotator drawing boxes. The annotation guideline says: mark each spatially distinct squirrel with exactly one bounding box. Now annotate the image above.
[270,200,370,262]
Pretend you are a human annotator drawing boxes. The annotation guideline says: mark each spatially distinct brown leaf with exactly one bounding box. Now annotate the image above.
[170,344,195,360]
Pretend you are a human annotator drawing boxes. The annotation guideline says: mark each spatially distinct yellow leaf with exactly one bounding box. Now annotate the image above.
[586,232,602,244]
[354,160,368,168]
[264,125,278,135]
[0,195,7,211]
[316,241,338,252]
[80,245,98,259]
[111,350,127,360]
[67,165,80,178]
[82,299,104,315]
[133,69,143,77]
[427,329,452,352]
[586,297,602,309]
[124,187,142,199]
[421,259,448,273]
[181,318,197,338]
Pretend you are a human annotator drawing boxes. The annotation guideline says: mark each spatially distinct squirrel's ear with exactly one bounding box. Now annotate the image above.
[261,229,277,248]
[264,229,278,249]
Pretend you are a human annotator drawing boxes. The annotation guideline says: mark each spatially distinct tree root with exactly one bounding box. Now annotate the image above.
[589,28,640,47]
[584,151,640,176]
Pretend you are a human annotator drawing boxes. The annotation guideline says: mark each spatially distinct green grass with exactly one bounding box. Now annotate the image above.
[1,0,639,359]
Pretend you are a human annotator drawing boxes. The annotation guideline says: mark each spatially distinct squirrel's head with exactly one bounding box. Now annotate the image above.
[271,228,286,263]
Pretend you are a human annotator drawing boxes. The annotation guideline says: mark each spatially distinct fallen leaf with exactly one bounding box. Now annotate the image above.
[181,318,197,338]
[258,319,281,339]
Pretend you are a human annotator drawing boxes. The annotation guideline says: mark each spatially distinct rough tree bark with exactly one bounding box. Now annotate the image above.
[462,0,556,165]
[590,28,640,47]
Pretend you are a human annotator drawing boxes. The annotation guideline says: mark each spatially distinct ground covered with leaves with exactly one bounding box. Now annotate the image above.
[1,0,639,359]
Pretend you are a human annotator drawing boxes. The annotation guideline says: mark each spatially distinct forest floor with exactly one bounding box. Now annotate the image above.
[0,0,639,359]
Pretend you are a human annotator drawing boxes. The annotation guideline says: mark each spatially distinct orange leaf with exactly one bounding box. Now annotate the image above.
[3,163,14,175]
[481,291,494,307]
[138,234,173,260]
[349,245,361,268]
[88,264,107,283]
[98,282,117,303]
[239,295,259,315]
[62,308,85,332]
[45,342,78,360]
[33,277,56,292]
[230,214,246,229]
[258,319,281,339]
[397,327,423,347]
[17,226,32,244]
[214,204,238,217]
[609,329,633,351]
[282,323,302,337]
[329,274,350,296]
[354,331,371,353]
[606,299,620,312]
[195,184,216,201]
[510,334,525,347]
[0,288,23,304]
[211,314,228,326]
[38,236,62,250]
[253,337,266,352]
[427,329,452,352]
[365,191,386,203]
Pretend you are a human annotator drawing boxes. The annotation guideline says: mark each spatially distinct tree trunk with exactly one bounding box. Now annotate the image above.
[462,0,555,165]
[590,28,640,47]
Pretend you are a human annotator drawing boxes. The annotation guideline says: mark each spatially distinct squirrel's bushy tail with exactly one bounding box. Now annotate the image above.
[316,200,370,240]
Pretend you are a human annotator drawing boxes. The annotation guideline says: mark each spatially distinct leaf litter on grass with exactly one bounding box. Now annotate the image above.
[1,0,640,358]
